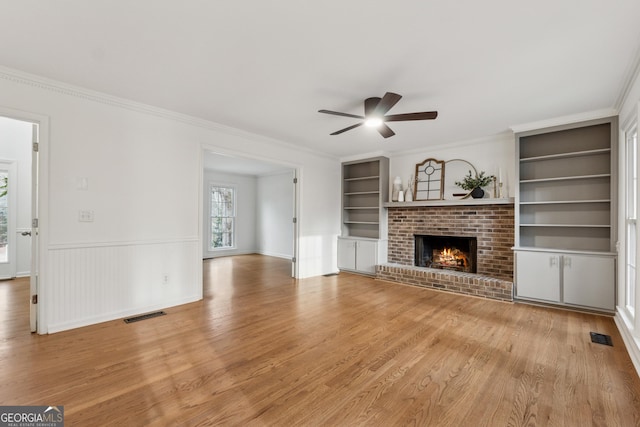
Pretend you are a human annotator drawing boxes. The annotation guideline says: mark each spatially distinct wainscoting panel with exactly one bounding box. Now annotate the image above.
[46,238,201,333]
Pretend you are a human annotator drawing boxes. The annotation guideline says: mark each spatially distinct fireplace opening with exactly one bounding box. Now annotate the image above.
[414,235,477,273]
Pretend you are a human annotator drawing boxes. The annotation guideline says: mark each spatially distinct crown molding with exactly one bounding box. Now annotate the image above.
[509,108,618,134]
[0,66,338,162]
[615,42,640,111]
[339,150,390,163]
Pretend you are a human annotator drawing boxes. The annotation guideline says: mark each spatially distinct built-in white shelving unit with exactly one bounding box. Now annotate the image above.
[338,157,389,275]
[514,116,618,312]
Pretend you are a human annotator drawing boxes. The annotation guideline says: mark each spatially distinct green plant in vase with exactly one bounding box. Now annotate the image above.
[455,170,495,198]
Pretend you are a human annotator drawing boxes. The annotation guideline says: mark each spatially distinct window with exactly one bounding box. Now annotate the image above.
[626,126,638,316]
[210,185,235,250]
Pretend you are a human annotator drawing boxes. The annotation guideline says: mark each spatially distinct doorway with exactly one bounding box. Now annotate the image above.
[0,115,39,332]
[201,149,299,278]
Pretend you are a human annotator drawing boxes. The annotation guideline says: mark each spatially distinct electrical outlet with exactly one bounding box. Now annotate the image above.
[163,275,169,284]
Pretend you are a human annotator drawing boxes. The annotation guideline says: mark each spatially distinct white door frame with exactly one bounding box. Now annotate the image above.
[0,106,49,334]
[292,168,299,278]
[30,124,39,332]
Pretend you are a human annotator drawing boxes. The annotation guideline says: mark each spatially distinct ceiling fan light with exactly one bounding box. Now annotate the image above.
[365,117,383,128]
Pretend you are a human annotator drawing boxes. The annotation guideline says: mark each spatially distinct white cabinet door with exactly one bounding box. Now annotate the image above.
[337,238,378,274]
[563,255,615,311]
[355,239,378,274]
[337,238,356,270]
[516,251,561,302]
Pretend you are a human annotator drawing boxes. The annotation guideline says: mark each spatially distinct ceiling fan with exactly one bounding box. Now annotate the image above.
[318,92,438,138]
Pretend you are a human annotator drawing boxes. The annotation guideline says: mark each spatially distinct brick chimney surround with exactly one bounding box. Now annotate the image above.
[377,200,515,301]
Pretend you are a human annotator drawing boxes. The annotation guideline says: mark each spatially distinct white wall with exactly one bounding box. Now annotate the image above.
[0,68,341,333]
[257,171,294,259]
[0,117,32,277]
[388,132,516,200]
[202,170,257,258]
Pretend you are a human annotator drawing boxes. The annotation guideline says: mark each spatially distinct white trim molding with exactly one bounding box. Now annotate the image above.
[510,108,619,134]
[615,310,640,376]
[46,239,202,333]
[615,43,640,111]
[0,66,338,163]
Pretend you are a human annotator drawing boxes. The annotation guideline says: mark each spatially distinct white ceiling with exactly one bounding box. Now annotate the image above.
[1,1,640,160]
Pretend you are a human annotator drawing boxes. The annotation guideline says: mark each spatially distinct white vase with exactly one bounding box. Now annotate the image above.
[392,176,403,202]
[405,189,413,202]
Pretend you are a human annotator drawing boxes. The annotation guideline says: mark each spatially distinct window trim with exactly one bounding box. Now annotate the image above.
[209,183,236,251]
[624,123,638,318]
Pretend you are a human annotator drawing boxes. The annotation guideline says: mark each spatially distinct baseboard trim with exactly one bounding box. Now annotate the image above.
[47,295,201,334]
[203,250,257,259]
[614,310,640,377]
[257,251,293,260]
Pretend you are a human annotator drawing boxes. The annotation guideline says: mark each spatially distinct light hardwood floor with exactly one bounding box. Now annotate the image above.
[2,254,640,426]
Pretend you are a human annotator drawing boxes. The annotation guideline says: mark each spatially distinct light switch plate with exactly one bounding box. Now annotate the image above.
[78,210,94,222]
[76,177,88,191]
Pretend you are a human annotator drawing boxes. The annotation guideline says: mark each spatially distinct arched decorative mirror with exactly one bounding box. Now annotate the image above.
[414,158,445,201]
[444,158,478,199]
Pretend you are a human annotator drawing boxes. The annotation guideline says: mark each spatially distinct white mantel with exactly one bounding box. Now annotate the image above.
[384,197,514,208]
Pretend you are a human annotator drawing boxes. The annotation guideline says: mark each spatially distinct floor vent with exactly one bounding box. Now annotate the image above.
[590,332,613,346]
[323,272,339,277]
[124,311,166,324]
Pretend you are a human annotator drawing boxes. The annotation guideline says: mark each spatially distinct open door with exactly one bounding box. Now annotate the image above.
[30,124,38,333]
[292,170,298,278]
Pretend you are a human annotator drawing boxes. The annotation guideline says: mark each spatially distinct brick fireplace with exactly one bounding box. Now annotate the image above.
[376,202,514,301]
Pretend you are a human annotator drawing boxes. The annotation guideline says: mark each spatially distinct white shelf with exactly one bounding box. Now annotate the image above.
[344,175,379,182]
[520,223,611,228]
[513,246,616,256]
[344,191,380,196]
[520,148,611,163]
[520,173,610,184]
[345,221,379,225]
[520,199,611,205]
[344,206,378,210]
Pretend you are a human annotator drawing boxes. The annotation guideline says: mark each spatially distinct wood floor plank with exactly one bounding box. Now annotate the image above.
[2,255,640,426]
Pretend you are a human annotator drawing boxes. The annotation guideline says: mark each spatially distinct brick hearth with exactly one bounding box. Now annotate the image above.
[377,202,514,301]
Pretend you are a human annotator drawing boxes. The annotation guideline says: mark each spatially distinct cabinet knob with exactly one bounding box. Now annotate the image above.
[564,256,571,268]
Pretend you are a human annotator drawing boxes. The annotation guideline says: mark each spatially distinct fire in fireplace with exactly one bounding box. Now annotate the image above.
[414,235,477,273]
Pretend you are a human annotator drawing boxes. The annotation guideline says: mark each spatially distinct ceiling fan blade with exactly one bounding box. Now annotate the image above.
[377,123,395,138]
[374,92,402,116]
[330,122,364,135]
[384,111,438,122]
[318,109,364,120]
[364,97,381,117]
